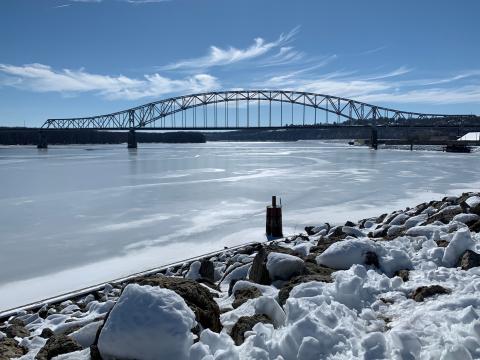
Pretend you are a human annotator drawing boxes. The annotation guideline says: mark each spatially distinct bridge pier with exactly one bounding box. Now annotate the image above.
[127,129,137,149]
[370,126,378,150]
[37,132,48,149]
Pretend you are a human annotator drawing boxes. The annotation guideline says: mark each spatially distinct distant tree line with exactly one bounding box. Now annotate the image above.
[0,128,206,145]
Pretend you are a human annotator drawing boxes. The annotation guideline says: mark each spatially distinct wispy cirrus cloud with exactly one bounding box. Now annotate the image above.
[0,63,218,100]
[68,0,168,3]
[255,66,480,105]
[358,45,388,56]
[124,0,170,3]
[1,26,480,107]
[161,27,301,71]
[357,85,480,105]
[361,66,412,81]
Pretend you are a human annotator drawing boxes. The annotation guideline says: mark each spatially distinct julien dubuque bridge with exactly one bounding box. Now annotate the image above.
[37,90,479,149]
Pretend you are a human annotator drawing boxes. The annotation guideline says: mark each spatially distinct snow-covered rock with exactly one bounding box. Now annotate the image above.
[316,239,378,270]
[185,260,201,280]
[342,226,365,238]
[466,196,480,208]
[254,296,286,328]
[292,242,313,257]
[69,320,102,348]
[404,213,427,228]
[443,228,475,267]
[98,284,196,360]
[266,252,305,281]
[453,213,479,224]
[389,213,409,226]
[316,238,412,276]
[51,348,91,359]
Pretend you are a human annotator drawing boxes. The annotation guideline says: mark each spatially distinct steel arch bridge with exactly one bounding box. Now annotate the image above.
[41,90,470,130]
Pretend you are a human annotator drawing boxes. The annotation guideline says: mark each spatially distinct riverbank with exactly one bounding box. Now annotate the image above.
[1,192,480,359]
[0,129,206,145]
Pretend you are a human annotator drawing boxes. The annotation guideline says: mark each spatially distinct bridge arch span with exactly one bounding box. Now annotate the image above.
[42,90,469,130]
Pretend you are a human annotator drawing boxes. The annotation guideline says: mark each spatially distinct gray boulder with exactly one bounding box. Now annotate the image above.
[35,334,82,360]
[137,275,221,332]
[278,270,333,306]
[469,220,480,233]
[230,314,272,345]
[199,259,215,282]
[5,323,29,338]
[232,287,262,309]
[411,285,450,302]
[458,250,480,270]
[248,248,271,285]
[394,269,410,282]
[0,338,27,360]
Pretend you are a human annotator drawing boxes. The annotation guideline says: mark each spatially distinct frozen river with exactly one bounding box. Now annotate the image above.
[0,141,479,311]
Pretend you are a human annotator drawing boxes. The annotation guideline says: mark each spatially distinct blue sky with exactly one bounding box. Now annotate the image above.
[1,0,479,126]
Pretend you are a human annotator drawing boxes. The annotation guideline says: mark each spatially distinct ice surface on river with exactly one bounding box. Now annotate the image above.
[0,141,479,310]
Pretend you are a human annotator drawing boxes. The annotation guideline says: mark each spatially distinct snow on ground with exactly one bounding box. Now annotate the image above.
[459,132,480,141]
[2,192,480,359]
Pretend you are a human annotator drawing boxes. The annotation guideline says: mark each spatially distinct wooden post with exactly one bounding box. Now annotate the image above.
[266,196,283,238]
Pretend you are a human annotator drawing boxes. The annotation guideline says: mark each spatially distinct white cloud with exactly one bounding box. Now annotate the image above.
[0,63,219,100]
[69,0,168,3]
[361,66,412,81]
[358,86,480,105]
[256,67,480,105]
[358,46,387,56]
[161,27,300,70]
[124,0,170,3]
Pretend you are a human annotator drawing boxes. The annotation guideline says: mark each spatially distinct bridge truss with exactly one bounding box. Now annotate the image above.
[42,90,470,130]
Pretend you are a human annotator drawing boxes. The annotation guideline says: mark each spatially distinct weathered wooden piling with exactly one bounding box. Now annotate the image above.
[266,196,283,238]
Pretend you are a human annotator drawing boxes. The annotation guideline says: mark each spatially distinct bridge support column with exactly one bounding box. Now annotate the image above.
[127,129,137,149]
[37,131,48,149]
[370,126,378,150]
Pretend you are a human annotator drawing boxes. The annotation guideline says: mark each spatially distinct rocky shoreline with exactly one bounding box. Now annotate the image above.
[1,193,480,359]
